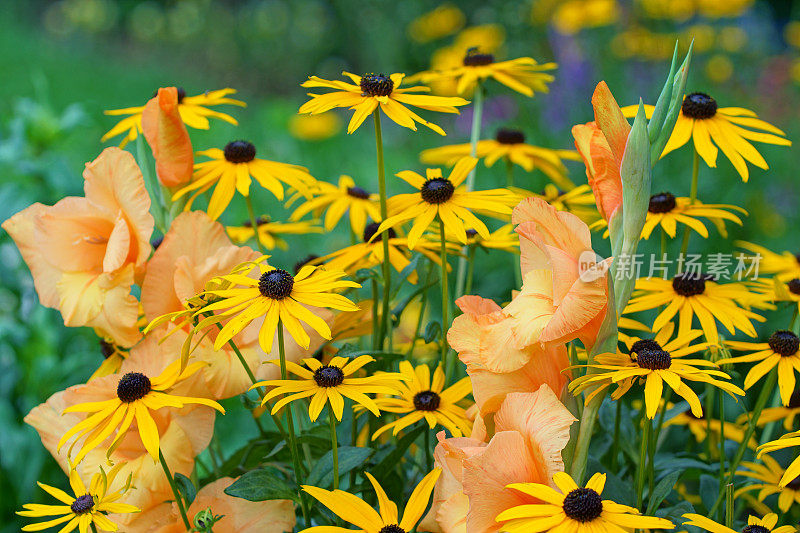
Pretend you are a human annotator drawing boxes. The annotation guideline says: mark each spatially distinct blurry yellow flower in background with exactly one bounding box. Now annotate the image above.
[288,113,341,141]
[528,183,599,223]
[705,54,734,83]
[173,140,317,220]
[289,175,381,235]
[550,0,619,35]
[226,216,322,251]
[744,388,800,431]
[737,454,800,512]
[683,513,794,533]
[697,0,754,18]
[102,87,245,148]
[759,432,800,486]
[441,223,519,254]
[407,3,465,43]
[666,409,755,450]
[299,72,469,135]
[737,241,800,281]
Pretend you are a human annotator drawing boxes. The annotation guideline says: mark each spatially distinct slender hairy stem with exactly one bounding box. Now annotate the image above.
[636,416,651,510]
[725,483,734,528]
[679,148,700,258]
[438,219,452,382]
[373,111,392,352]
[329,408,339,490]
[245,195,267,255]
[159,449,191,530]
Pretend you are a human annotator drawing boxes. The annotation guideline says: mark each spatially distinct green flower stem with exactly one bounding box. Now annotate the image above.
[159,449,191,531]
[424,428,433,472]
[679,148,700,258]
[407,261,434,358]
[725,483,734,528]
[611,400,621,471]
[329,407,339,490]
[244,195,267,255]
[438,218,452,382]
[464,244,477,296]
[371,278,380,350]
[277,320,310,524]
[718,391,726,521]
[373,110,392,353]
[636,414,652,511]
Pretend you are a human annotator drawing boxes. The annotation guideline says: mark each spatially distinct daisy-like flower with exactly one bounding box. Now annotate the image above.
[288,174,381,235]
[737,454,800,512]
[737,241,800,281]
[226,216,322,250]
[496,472,674,532]
[528,183,599,223]
[194,258,360,351]
[91,339,129,380]
[172,140,317,220]
[622,93,791,181]
[720,330,800,406]
[625,272,765,345]
[255,355,401,422]
[640,192,745,239]
[413,47,556,97]
[420,128,579,189]
[683,512,795,533]
[375,157,515,250]
[102,87,245,148]
[570,324,744,419]
[759,430,800,486]
[747,389,800,431]
[57,359,224,463]
[17,465,139,533]
[300,469,441,533]
[298,71,469,135]
[368,361,473,439]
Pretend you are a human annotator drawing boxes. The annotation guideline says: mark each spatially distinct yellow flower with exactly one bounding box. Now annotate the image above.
[526,183,600,223]
[195,257,360,351]
[90,339,129,380]
[625,274,764,345]
[289,175,382,235]
[226,216,322,251]
[666,409,755,450]
[369,362,473,439]
[255,355,400,422]
[743,388,800,431]
[441,223,519,254]
[683,512,795,533]
[17,465,139,533]
[288,112,341,141]
[622,95,791,182]
[57,359,224,463]
[300,469,441,533]
[737,241,800,282]
[173,141,317,220]
[737,454,800,512]
[420,128,579,189]
[496,472,674,532]
[375,157,515,250]
[407,4,465,43]
[720,331,800,406]
[298,72,469,135]
[102,87,245,148]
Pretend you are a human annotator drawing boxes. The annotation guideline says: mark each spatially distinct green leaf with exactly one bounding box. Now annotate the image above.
[645,470,681,515]
[424,321,441,344]
[307,446,374,488]
[648,42,680,143]
[698,474,718,513]
[370,425,426,479]
[223,468,298,502]
[173,473,197,506]
[652,41,693,164]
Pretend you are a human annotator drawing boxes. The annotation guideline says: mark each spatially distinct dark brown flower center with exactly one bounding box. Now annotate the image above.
[562,488,603,522]
[672,272,711,296]
[100,340,115,359]
[378,526,406,533]
[630,339,662,356]
[258,269,294,299]
[117,372,152,403]
[682,92,717,119]
[313,365,345,387]
[466,228,478,238]
[463,48,494,66]
[294,255,319,274]
[768,330,799,356]
[242,216,269,228]
[788,279,800,295]
[224,140,256,163]
[347,186,371,199]
[360,74,394,97]
[495,128,525,144]
[363,222,396,243]
[742,527,770,533]
[413,390,441,411]
[648,192,677,213]
[70,494,94,515]
[636,348,672,370]
[420,178,455,204]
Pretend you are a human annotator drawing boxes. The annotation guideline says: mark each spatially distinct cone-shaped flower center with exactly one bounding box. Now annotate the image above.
[224,140,257,163]
[768,330,800,356]
[682,92,717,119]
[313,365,345,387]
[636,348,672,370]
[258,268,294,299]
[562,488,603,522]
[495,128,525,144]
[360,74,394,97]
[672,273,709,296]
[742,527,770,533]
[363,222,397,243]
[413,390,441,411]
[648,192,677,213]
[788,279,800,295]
[378,526,406,533]
[463,48,494,66]
[70,494,94,515]
[347,186,371,199]
[421,178,455,204]
[117,372,152,403]
[630,339,662,356]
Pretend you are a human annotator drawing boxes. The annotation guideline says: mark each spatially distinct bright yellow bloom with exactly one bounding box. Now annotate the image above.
[742,388,800,431]
[300,469,441,533]
[194,257,360,351]
[759,433,800,486]
[57,359,224,463]
[90,339,129,380]
[737,241,800,281]
[298,72,469,135]
[226,216,322,251]
[369,362,473,439]
[376,157,515,250]
[737,454,800,512]
[102,87,245,148]
[173,141,317,220]
[288,112,341,141]
[255,355,400,421]
[622,95,791,181]
[666,409,755,450]
[684,512,795,533]
[525,183,600,223]
[407,4,465,43]
[496,472,675,532]
[17,465,139,533]
[289,174,381,235]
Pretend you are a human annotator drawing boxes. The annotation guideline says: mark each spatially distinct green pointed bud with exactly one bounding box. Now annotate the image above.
[651,41,693,163]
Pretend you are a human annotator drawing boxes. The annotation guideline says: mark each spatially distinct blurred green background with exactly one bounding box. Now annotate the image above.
[1,0,799,529]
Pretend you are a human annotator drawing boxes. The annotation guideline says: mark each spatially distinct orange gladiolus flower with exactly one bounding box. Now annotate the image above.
[142,87,194,188]
[2,147,154,346]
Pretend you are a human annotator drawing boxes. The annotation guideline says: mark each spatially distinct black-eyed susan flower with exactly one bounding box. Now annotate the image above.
[195,258,360,351]
[413,48,556,97]
[496,472,674,532]
[641,192,745,239]
[419,128,579,189]
[748,389,800,431]
[173,141,317,220]
[759,433,800,486]
[720,330,800,406]
[17,465,139,533]
[737,241,800,281]
[255,355,401,422]
[737,454,800,512]
[226,216,322,250]
[369,361,473,439]
[570,324,744,419]
[300,469,441,533]
[102,87,245,148]
[375,157,515,250]
[91,339,129,380]
[622,93,791,182]
[58,359,224,463]
[625,273,764,345]
[298,72,469,135]
[683,512,795,533]
[288,175,382,235]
